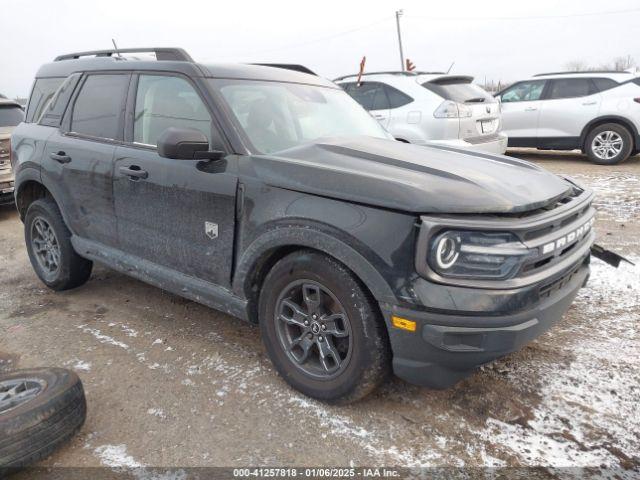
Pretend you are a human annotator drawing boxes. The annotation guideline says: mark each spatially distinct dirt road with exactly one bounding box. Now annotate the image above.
[1,150,638,477]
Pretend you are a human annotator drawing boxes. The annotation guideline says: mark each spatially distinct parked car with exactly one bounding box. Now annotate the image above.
[498,71,640,164]
[12,48,596,403]
[0,99,24,205]
[335,71,508,154]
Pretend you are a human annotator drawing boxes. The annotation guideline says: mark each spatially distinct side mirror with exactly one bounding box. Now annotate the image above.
[157,127,223,160]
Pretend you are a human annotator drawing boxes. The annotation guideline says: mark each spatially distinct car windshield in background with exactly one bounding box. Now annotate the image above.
[212,80,388,154]
[423,80,495,103]
[0,106,24,127]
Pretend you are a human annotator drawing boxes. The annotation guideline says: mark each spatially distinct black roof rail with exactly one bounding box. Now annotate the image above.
[333,70,446,82]
[54,48,193,62]
[251,63,316,76]
[533,70,627,77]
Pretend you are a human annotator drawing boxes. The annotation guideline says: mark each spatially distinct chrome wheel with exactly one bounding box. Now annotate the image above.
[0,378,45,414]
[31,216,61,275]
[274,280,353,379]
[591,131,623,161]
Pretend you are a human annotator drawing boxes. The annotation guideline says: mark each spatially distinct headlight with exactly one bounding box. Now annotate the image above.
[428,230,533,280]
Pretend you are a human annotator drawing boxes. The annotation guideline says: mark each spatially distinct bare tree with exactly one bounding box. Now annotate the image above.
[613,55,636,71]
[564,60,589,71]
[564,56,637,72]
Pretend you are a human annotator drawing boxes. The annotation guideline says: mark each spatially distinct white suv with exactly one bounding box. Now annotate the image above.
[499,71,640,164]
[335,72,508,154]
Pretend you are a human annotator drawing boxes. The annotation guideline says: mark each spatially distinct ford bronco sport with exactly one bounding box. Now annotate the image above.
[11,48,596,403]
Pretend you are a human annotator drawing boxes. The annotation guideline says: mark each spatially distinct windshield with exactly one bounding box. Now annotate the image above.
[211,79,389,154]
[0,106,24,127]
[423,81,495,103]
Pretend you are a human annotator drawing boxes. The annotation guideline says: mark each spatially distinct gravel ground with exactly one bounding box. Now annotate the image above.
[0,150,638,478]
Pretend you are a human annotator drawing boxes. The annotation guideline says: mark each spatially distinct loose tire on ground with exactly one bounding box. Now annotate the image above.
[24,198,92,291]
[0,368,87,471]
[259,250,391,404]
[585,123,634,165]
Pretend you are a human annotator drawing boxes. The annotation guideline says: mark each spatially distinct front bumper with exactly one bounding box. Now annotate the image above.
[0,181,14,205]
[427,132,508,155]
[380,254,590,389]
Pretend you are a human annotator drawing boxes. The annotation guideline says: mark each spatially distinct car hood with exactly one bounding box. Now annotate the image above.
[248,136,574,213]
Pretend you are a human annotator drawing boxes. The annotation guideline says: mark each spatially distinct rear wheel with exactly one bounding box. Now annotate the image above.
[259,250,390,403]
[24,198,92,291]
[585,123,633,165]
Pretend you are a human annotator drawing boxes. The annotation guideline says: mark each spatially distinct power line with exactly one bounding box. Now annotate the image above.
[238,17,392,56]
[405,7,640,22]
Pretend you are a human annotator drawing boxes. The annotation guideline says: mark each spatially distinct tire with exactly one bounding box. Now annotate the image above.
[24,198,92,291]
[0,368,87,471]
[585,123,633,165]
[259,250,391,404]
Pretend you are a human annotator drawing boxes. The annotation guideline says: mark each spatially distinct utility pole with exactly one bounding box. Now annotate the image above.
[395,10,405,71]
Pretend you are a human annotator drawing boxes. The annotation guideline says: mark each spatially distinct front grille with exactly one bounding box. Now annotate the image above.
[517,195,594,278]
[0,139,9,174]
[0,138,9,159]
[539,256,588,299]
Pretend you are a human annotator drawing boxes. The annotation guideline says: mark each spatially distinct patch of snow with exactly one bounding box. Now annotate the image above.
[73,360,92,372]
[94,444,144,468]
[147,408,166,419]
[94,444,186,480]
[77,325,129,350]
[121,325,139,337]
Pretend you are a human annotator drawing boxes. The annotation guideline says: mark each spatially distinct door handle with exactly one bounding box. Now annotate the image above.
[50,152,71,164]
[582,101,597,106]
[119,166,148,180]
[524,107,538,112]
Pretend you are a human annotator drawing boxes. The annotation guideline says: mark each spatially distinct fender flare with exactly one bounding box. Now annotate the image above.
[580,115,639,149]
[14,169,74,233]
[232,222,397,307]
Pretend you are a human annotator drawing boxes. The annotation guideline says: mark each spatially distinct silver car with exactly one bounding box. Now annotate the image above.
[498,71,640,164]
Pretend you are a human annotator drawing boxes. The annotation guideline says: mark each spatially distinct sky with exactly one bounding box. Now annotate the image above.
[2,0,640,98]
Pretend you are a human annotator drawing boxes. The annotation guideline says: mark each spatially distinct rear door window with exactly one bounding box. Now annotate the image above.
[25,77,64,123]
[499,80,546,102]
[346,82,389,111]
[0,105,24,127]
[547,78,593,99]
[591,78,619,92]
[70,74,130,140]
[384,85,413,108]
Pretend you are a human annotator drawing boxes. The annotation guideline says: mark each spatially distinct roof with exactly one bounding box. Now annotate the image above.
[528,71,637,81]
[36,47,333,88]
[334,70,446,82]
[334,72,474,86]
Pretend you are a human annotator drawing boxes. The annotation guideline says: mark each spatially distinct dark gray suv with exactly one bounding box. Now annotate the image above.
[11,48,596,403]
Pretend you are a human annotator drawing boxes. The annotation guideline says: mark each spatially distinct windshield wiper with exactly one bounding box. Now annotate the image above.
[464,97,486,103]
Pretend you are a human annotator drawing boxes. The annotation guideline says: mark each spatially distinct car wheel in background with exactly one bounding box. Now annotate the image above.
[0,368,87,471]
[585,123,633,165]
[24,198,92,291]
[259,250,391,404]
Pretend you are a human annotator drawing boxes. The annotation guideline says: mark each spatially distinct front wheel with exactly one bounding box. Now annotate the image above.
[585,123,633,165]
[259,250,390,403]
